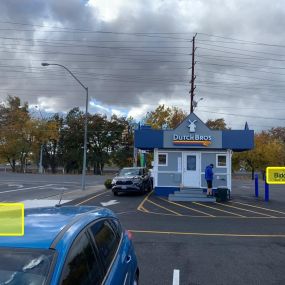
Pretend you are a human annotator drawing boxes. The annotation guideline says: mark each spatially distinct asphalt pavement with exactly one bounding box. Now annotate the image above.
[0,172,111,204]
[66,178,285,285]
[1,173,285,284]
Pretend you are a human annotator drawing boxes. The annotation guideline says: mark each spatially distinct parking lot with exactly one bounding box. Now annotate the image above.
[68,178,285,285]
[1,174,285,284]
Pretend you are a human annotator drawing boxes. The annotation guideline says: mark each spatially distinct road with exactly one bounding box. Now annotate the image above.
[1,174,285,284]
[0,172,111,202]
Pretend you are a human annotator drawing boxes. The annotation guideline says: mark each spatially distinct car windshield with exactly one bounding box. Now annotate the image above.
[0,248,54,285]
[119,168,142,177]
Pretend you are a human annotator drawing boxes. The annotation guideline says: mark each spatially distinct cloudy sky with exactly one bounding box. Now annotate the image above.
[0,0,285,131]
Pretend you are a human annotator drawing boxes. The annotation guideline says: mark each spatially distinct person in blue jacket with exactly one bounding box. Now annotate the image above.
[205,164,214,197]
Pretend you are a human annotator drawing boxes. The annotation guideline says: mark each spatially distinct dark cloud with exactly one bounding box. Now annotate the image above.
[0,0,284,131]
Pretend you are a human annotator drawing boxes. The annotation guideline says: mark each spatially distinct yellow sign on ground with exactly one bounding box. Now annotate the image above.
[266,167,285,184]
[0,203,24,236]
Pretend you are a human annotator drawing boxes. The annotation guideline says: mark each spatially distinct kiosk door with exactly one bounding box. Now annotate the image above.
[183,152,200,187]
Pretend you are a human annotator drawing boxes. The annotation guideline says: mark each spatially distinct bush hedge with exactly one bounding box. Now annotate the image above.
[104,178,112,189]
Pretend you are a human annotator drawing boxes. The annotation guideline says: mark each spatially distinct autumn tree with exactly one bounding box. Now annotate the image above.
[0,96,33,172]
[111,117,134,169]
[206,118,230,130]
[88,114,131,174]
[145,104,187,129]
[233,131,285,179]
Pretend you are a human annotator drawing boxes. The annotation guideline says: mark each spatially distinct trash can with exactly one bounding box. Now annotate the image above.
[215,187,229,202]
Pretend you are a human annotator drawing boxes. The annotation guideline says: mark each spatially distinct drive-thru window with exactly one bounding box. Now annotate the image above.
[135,113,254,200]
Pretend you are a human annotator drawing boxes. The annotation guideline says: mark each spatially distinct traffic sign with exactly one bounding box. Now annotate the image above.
[266,167,285,184]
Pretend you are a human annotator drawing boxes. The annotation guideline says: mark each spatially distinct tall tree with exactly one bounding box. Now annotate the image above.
[40,114,61,173]
[206,118,229,130]
[233,131,285,179]
[88,114,129,174]
[145,104,187,129]
[0,96,32,172]
[60,108,85,173]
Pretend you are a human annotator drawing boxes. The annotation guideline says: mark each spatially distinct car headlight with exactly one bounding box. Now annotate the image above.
[133,177,142,184]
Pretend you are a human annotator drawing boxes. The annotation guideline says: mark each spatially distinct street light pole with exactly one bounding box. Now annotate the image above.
[41,62,88,190]
[35,105,44,174]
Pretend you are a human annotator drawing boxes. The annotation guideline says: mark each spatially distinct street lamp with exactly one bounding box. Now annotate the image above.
[41,62,89,190]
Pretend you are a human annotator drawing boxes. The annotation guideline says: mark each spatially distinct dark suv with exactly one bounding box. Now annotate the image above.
[112,167,152,196]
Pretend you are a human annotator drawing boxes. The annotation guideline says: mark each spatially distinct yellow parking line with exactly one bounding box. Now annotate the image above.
[214,202,276,218]
[75,191,107,206]
[193,202,246,218]
[130,229,285,238]
[159,198,215,217]
[232,202,285,215]
[140,205,149,213]
[137,191,153,211]
[146,199,182,216]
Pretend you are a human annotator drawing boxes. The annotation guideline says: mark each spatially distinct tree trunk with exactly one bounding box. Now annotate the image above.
[93,162,101,175]
[11,159,16,172]
[251,167,255,180]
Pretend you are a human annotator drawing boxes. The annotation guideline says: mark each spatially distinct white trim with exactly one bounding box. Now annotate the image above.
[228,149,232,191]
[216,154,227,168]
[158,152,168,166]
[154,148,158,187]
[201,151,228,154]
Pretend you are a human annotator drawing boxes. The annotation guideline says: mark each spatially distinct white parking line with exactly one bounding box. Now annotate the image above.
[0,184,54,194]
[172,269,180,285]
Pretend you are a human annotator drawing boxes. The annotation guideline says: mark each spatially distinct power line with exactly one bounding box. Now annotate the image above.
[197,32,285,48]
[197,61,285,76]
[197,43,285,57]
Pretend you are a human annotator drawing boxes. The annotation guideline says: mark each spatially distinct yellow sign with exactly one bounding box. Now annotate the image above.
[0,203,24,236]
[266,167,285,184]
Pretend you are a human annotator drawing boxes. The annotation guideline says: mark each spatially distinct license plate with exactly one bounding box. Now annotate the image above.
[122,185,127,189]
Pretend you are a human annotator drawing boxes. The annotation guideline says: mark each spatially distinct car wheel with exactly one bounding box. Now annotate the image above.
[113,191,118,196]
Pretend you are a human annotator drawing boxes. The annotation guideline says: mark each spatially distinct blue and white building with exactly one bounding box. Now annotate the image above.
[135,113,254,201]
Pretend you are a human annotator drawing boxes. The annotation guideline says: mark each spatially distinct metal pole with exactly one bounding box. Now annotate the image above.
[265,178,269,202]
[190,34,197,113]
[254,173,259,197]
[39,144,43,174]
[82,87,88,191]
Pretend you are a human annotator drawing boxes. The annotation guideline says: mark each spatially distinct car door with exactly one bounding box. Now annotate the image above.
[88,218,134,285]
[59,231,104,285]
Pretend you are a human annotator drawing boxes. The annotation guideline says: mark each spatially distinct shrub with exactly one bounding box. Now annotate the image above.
[104,178,112,189]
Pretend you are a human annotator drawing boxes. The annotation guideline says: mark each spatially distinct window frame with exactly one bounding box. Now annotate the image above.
[158,153,168,166]
[59,230,105,285]
[186,154,197,171]
[216,154,227,168]
[87,218,123,283]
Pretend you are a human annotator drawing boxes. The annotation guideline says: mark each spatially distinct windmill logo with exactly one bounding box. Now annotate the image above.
[188,119,197,133]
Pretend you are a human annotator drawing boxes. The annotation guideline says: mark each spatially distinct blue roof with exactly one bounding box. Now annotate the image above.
[0,206,115,249]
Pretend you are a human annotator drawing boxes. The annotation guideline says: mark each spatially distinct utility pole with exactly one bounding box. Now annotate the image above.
[190,33,197,113]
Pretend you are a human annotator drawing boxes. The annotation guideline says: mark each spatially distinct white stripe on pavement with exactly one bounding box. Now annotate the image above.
[22,199,71,208]
[0,184,54,194]
[172,269,180,285]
